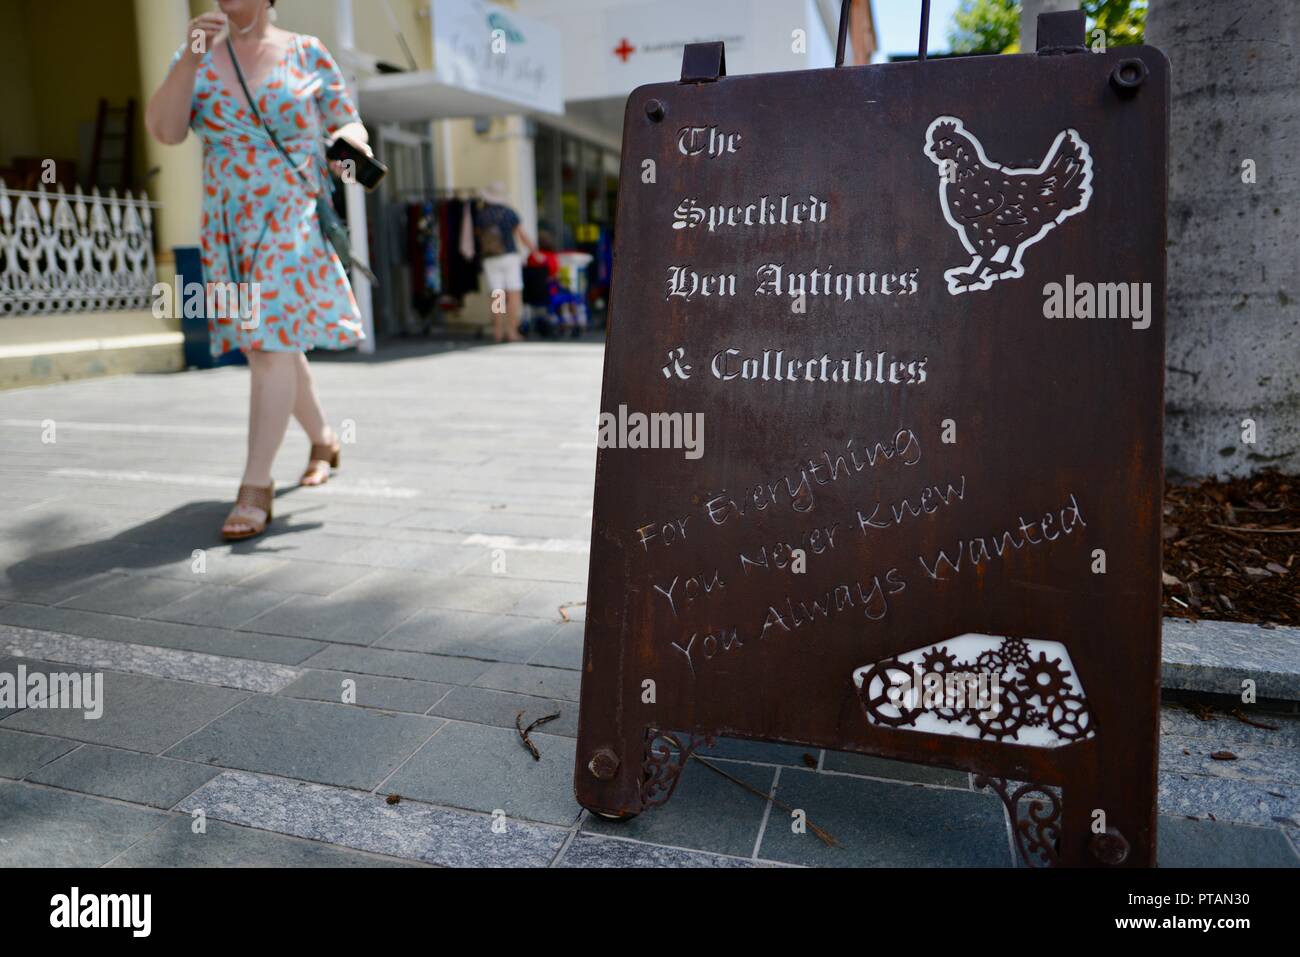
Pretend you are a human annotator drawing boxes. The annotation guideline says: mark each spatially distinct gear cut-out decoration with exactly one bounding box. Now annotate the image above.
[852,633,1094,748]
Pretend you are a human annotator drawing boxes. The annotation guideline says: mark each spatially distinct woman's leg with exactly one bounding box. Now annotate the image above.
[292,352,331,445]
[506,290,525,341]
[294,353,338,486]
[223,350,295,535]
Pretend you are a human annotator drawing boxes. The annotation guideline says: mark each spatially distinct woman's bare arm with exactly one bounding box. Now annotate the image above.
[515,224,537,256]
[145,12,225,145]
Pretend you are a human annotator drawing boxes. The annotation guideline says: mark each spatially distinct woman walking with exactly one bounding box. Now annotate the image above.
[145,0,369,539]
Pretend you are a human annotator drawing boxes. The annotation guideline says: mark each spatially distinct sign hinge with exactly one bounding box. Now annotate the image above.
[1036,10,1088,55]
[680,41,726,83]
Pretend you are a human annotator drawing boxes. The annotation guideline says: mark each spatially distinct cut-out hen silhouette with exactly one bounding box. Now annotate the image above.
[923,116,1093,294]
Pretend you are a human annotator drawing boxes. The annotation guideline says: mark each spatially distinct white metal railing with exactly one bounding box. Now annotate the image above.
[0,181,159,316]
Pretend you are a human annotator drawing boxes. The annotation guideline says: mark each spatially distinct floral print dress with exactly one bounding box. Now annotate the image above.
[178,34,365,356]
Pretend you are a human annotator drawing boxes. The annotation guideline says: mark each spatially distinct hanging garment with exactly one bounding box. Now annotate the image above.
[443,199,480,299]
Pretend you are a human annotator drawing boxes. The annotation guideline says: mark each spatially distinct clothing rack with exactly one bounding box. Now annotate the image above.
[423,187,481,200]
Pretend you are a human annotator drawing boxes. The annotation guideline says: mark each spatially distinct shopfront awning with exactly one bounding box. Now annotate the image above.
[357,70,562,123]
[358,0,565,124]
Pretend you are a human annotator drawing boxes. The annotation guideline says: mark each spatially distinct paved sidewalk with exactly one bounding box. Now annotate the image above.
[0,342,1296,867]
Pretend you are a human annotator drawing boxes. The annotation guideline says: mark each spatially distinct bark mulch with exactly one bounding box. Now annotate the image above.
[1163,470,1299,626]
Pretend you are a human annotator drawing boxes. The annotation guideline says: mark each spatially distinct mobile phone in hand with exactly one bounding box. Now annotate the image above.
[326,137,388,191]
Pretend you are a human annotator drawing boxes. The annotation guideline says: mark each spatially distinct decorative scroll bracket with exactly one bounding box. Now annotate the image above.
[975,775,1063,868]
[640,728,717,808]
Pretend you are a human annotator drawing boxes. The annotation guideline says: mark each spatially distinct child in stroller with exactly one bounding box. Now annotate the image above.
[522,232,587,338]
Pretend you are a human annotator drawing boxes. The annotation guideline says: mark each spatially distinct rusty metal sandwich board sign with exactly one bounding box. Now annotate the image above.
[575,11,1167,867]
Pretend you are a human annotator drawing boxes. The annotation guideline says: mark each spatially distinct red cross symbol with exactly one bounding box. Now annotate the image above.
[614,38,635,62]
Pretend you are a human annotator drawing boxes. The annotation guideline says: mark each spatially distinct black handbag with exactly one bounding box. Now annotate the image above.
[226,38,376,283]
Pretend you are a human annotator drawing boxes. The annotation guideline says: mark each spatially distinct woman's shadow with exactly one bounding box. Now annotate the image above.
[3,490,324,592]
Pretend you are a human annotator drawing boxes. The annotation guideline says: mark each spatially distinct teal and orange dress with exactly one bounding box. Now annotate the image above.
[178,34,365,356]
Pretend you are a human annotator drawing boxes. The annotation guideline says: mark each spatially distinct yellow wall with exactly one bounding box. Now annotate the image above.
[0,1,38,167]
[2,0,149,189]
[275,0,432,70]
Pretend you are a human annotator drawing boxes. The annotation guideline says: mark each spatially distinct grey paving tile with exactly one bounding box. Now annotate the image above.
[389,508,474,533]
[820,752,971,787]
[304,645,492,685]
[27,745,219,808]
[58,575,200,617]
[473,662,581,701]
[127,551,282,586]
[377,609,561,662]
[2,670,247,754]
[107,816,424,867]
[1160,736,1300,786]
[0,655,16,719]
[384,720,580,826]
[759,768,1013,867]
[0,780,168,867]
[428,686,576,737]
[1160,705,1300,750]
[0,728,79,779]
[148,583,290,629]
[1163,617,1300,701]
[241,594,417,645]
[0,625,300,693]
[311,503,407,527]
[1158,815,1299,867]
[262,530,380,565]
[457,549,590,584]
[235,560,365,596]
[166,695,442,790]
[511,582,588,622]
[467,512,589,539]
[326,567,457,602]
[336,525,464,547]
[704,737,820,768]
[1159,769,1300,827]
[277,669,452,715]
[340,539,483,573]
[417,575,541,616]
[527,624,584,670]
[583,758,774,858]
[0,601,323,665]
[178,770,567,867]
[0,569,123,606]
[1,548,149,595]
[558,832,757,868]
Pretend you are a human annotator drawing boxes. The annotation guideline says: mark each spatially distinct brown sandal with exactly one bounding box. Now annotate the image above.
[221,483,274,541]
[300,438,340,487]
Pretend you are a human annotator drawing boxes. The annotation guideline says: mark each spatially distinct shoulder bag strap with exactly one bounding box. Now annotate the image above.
[226,37,314,191]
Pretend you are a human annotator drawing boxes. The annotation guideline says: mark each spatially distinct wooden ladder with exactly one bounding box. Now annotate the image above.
[89,98,136,192]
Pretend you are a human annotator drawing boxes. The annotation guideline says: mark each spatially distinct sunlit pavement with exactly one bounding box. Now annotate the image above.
[0,341,1296,867]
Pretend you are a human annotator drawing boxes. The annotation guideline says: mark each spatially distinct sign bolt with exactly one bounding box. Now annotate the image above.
[1109,58,1147,95]
[588,748,620,780]
[645,99,666,122]
[1089,827,1131,865]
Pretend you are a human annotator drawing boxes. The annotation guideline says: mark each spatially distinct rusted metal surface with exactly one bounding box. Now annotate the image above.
[576,22,1168,867]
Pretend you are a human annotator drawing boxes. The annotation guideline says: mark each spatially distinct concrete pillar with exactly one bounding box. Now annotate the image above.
[1148,0,1300,476]
[334,0,376,353]
[1020,0,1079,51]
[502,116,538,242]
[133,0,203,271]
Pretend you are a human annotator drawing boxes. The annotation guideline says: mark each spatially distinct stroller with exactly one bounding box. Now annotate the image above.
[522,250,590,338]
